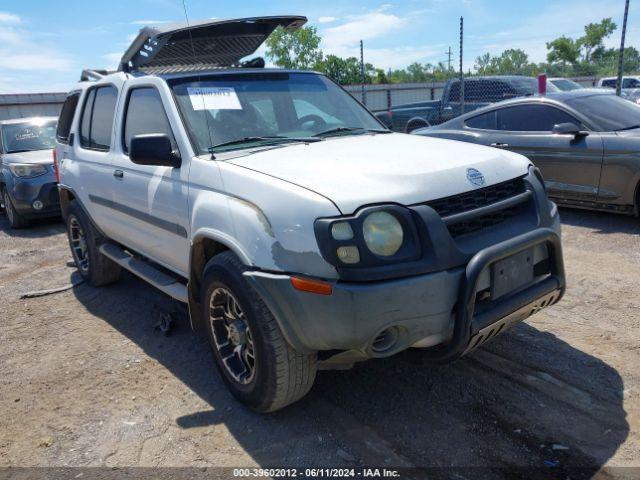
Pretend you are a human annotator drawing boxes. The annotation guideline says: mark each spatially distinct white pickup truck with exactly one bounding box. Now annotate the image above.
[55,16,565,412]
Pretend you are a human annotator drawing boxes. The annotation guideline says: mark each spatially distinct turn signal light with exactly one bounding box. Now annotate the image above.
[290,276,333,296]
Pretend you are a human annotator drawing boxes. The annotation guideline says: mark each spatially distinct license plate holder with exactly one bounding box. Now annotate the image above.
[491,248,535,300]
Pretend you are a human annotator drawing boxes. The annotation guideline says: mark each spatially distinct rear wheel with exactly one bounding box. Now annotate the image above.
[2,188,29,229]
[202,251,317,412]
[66,201,121,286]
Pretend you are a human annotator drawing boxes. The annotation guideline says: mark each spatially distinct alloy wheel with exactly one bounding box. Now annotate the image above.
[69,217,89,274]
[209,287,256,385]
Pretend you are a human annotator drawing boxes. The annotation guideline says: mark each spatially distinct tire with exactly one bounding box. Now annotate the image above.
[2,188,30,229]
[202,251,317,412]
[66,200,121,286]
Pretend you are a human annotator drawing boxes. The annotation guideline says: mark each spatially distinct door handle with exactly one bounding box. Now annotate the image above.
[113,170,124,179]
[490,142,510,148]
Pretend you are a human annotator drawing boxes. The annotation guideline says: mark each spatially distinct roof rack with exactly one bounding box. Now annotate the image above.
[118,16,306,73]
[80,69,113,81]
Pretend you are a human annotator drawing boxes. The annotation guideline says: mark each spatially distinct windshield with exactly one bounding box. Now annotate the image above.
[171,72,385,154]
[1,120,57,153]
[551,79,582,91]
[565,94,640,131]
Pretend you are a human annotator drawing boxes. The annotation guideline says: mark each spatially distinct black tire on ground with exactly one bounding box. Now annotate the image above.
[2,188,30,229]
[65,200,121,286]
[202,251,317,412]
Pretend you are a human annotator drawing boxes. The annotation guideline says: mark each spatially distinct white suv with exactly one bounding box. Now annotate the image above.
[56,16,566,412]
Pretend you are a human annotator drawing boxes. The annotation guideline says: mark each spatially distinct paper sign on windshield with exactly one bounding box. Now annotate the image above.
[187,87,242,111]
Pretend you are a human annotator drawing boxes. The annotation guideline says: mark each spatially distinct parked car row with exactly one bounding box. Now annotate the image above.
[1,15,637,413]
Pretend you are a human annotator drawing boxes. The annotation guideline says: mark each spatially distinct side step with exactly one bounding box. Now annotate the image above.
[99,243,188,303]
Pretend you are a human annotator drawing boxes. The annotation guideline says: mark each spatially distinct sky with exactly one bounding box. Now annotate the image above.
[0,0,638,93]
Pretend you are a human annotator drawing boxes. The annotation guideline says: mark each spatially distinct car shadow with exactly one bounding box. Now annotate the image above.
[71,275,628,476]
[558,206,640,235]
[0,213,64,238]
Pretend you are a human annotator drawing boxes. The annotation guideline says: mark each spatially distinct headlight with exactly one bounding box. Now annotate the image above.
[314,205,420,278]
[8,163,48,178]
[362,211,404,256]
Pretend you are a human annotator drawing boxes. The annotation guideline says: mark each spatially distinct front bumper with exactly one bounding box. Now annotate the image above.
[245,223,565,363]
[4,170,60,218]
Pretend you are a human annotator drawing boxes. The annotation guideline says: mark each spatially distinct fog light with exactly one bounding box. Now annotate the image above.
[32,200,44,211]
[331,222,354,240]
[337,246,360,264]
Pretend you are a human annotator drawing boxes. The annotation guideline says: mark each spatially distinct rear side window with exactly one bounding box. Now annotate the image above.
[79,85,118,151]
[496,105,579,132]
[122,87,176,154]
[465,110,497,129]
[56,92,80,144]
[601,79,616,88]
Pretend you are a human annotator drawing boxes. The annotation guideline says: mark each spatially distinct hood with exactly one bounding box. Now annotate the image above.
[1,149,53,166]
[226,133,531,214]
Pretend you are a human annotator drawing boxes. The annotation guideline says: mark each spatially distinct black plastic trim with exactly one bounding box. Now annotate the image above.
[88,194,188,238]
[420,227,565,363]
[442,190,532,225]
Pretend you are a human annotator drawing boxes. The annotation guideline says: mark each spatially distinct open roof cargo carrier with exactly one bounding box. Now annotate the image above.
[118,16,307,74]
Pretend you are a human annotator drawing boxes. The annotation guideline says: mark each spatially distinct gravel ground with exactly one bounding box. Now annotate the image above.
[0,208,638,478]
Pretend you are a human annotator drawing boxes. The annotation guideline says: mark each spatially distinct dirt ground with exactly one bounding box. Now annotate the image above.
[0,208,638,478]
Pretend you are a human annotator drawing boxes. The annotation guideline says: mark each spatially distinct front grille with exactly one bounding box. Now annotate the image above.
[426,177,527,238]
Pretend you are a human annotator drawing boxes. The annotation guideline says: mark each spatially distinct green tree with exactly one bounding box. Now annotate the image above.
[265,26,323,70]
[578,18,617,62]
[474,49,537,75]
[546,36,581,68]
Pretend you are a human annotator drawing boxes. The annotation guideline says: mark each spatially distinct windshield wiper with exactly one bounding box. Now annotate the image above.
[208,136,319,154]
[313,127,390,137]
[614,125,640,131]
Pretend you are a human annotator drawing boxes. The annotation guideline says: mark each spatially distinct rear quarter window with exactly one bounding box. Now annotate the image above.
[56,92,81,144]
[465,110,497,129]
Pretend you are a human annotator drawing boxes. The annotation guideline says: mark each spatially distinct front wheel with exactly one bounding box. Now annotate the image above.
[202,251,317,412]
[66,201,121,286]
[2,188,29,229]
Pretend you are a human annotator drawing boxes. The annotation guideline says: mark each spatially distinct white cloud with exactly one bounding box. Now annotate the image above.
[318,16,336,24]
[0,18,73,74]
[0,12,21,24]
[319,11,414,69]
[0,11,74,92]
[102,52,123,69]
[321,12,405,53]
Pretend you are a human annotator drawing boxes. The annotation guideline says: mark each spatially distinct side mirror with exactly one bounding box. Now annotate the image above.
[552,122,588,137]
[130,134,181,168]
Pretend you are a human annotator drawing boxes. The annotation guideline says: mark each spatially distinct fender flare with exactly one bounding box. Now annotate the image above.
[187,228,254,331]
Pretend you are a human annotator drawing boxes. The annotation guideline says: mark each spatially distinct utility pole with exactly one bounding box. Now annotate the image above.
[446,46,452,77]
[616,0,630,96]
[360,40,366,106]
[459,17,464,114]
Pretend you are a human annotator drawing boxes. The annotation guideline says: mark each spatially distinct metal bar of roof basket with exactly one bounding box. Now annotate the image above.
[118,16,307,73]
